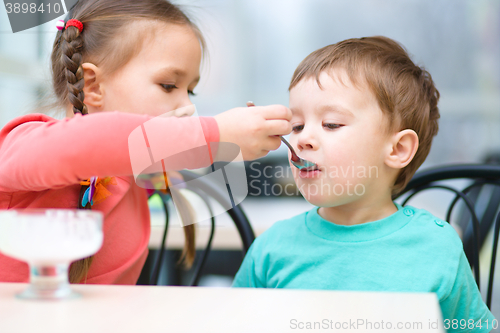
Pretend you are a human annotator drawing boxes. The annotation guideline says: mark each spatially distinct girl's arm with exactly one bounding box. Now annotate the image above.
[0,112,218,192]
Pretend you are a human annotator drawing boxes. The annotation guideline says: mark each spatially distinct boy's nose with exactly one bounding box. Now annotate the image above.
[296,130,318,151]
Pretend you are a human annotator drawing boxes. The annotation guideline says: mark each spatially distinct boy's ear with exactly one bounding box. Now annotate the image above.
[81,63,103,110]
[385,129,419,169]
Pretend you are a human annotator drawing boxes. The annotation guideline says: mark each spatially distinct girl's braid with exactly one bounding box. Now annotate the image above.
[59,23,91,211]
[61,25,88,115]
[59,21,93,280]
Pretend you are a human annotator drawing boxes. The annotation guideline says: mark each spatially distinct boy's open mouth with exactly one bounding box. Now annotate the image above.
[299,164,321,178]
[303,165,319,171]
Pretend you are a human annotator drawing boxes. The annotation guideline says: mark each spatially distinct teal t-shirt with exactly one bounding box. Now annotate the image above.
[233,203,495,332]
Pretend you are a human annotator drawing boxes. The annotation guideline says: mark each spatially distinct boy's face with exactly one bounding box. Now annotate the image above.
[289,69,393,207]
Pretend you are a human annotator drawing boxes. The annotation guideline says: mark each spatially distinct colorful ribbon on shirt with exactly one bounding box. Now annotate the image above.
[80,176,117,207]
[79,172,185,207]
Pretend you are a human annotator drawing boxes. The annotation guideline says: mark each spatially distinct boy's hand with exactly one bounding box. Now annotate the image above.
[214,105,292,160]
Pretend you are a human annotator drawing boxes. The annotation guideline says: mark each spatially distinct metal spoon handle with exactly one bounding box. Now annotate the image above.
[279,137,293,151]
[280,137,300,162]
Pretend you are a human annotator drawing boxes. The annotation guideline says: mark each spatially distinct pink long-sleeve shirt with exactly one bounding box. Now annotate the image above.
[0,111,219,284]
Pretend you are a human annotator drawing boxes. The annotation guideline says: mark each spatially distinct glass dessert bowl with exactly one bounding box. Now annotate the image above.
[0,209,103,300]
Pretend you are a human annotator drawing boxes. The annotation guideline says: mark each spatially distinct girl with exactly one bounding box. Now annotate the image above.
[0,0,292,284]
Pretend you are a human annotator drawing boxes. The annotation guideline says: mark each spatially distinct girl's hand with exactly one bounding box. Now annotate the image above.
[214,105,292,160]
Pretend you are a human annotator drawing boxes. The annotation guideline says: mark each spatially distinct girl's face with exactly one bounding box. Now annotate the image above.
[85,23,201,117]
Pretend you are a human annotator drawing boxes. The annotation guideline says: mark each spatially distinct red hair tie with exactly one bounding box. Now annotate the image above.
[65,19,83,33]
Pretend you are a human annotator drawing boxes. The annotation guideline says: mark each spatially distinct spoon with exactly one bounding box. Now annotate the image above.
[246,102,317,170]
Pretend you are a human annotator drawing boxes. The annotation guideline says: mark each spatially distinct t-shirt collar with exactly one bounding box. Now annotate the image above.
[305,202,415,242]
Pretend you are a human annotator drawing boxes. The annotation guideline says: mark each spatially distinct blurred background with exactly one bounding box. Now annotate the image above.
[1,0,499,165]
[1,0,500,323]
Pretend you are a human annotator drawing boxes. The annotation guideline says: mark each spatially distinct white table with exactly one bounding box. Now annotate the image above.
[0,283,444,333]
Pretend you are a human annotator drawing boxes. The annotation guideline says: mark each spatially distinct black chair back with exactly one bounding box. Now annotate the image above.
[142,169,255,286]
[395,164,500,308]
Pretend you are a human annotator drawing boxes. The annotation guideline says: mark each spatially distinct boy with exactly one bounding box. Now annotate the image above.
[233,36,494,331]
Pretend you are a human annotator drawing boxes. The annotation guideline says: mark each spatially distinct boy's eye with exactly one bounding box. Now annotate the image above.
[161,84,178,92]
[292,125,304,132]
[323,123,342,130]
[188,90,196,96]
